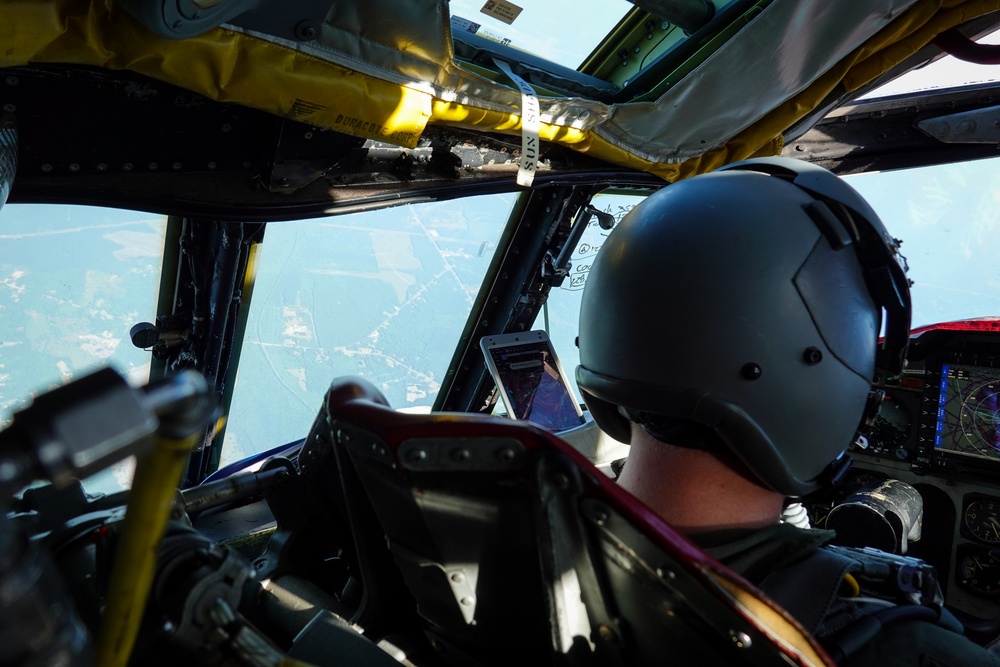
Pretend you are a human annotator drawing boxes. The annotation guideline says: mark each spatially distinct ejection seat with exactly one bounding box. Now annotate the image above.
[296,377,834,666]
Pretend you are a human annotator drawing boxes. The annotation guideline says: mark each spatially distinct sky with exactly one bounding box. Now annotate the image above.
[446,1,1000,95]
[447,0,632,68]
[865,30,1000,97]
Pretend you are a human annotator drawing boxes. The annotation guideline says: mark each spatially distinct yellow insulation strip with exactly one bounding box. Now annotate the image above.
[0,1,430,148]
[96,432,200,667]
[430,100,592,145]
[432,0,1000,182]
[2,0,998,178]
[573,130,785,183]
[706,568,833,667]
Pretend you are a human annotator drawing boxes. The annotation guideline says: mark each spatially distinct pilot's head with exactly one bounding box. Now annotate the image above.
[576,157,911,496]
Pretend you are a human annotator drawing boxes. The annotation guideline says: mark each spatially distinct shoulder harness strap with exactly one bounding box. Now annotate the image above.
[759,544,963,662]
[758,546,855,634]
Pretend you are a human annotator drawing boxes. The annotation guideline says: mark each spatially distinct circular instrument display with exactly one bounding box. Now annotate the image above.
[936,366,1000,460]
[956,544,1000,598]
[963,496,1000,544]
[957,378,1000,458]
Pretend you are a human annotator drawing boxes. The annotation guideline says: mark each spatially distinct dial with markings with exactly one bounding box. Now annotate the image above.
[964,497,1000,544]
[957,545,1000,597]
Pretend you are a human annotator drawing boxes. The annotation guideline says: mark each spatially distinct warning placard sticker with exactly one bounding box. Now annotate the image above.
[480,0,523,25]
[451,16,482,35]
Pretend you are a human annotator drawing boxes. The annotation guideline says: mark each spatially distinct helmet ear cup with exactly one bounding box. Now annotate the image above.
[579,388,632,444]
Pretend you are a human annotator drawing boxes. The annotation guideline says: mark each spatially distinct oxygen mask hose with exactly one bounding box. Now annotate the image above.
[96,371,215,667]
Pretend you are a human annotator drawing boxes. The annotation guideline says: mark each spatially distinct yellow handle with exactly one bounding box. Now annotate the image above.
[95,432,199,667]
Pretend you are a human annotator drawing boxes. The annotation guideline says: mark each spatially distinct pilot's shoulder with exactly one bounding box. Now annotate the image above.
[844,619,1000,666]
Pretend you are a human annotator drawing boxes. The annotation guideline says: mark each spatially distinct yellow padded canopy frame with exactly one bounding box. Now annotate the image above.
[0,1,433,147]
[2,0,999,182]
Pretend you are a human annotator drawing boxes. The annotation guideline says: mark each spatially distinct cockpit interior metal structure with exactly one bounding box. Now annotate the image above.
[3,0,1000,665]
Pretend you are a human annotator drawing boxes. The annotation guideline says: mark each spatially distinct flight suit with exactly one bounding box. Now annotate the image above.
[695,523,1000,666]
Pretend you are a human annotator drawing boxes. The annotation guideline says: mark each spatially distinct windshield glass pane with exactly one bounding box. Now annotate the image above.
[222,193,516,466]
[448,0,632,69]
[0,204,167,494]
[846,157,1000,328]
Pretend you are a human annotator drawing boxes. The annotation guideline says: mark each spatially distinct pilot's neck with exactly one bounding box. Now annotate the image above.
[618,426,785,535]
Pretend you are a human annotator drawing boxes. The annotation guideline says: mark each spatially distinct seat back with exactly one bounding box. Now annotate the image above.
[323,377,833,667]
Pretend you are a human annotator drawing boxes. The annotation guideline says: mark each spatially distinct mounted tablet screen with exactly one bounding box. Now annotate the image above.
[481,331,585,432]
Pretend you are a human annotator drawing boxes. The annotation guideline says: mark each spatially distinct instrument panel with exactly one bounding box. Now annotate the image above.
[861,326,1000,475]
[815,323,1000,633]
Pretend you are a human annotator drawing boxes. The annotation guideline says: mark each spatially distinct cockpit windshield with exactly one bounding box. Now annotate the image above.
[2,156,998,482]
[222,194,517,466]
[447,0,634,70]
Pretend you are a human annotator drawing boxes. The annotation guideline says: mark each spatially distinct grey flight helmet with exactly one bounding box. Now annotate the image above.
[576,157,911,496]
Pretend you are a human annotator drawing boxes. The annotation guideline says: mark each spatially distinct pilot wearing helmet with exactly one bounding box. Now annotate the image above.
[575,157,1000,665]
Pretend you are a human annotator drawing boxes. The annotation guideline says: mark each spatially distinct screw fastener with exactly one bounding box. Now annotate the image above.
[803,347,823,365]
[730,630,752,649]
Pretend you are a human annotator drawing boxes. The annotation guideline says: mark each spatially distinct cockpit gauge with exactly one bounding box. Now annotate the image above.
[957,544,1000,598]
[963,496,1000,544]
